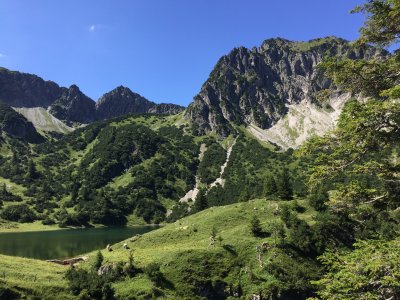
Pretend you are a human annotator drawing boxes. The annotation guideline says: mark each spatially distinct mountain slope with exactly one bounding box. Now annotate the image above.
[185,37,385,138]
[148,102,185,115]
[49,85,96,125]
[95,86,184,120]
[0,67,64,108]
[247,92,350,149]
[14,107,73,134]
[95,86,155,120]
[0,103,44,143]
[0,68,184,132]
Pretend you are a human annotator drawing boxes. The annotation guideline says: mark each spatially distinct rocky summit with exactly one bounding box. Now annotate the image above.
[185,37,385,136]
[49,85,96,125]
[0,69,183,129]
[95,86,184,120]
[0,67,64,108]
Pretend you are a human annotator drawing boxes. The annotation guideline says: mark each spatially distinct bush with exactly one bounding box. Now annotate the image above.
[250,215,263,237]
[308,187,328,211]
[65,266,115,300]
[42,216,56,225]
[0,204,36,222]
[145,263,164,287]
[0,184,22,202]
[93,251,104,272]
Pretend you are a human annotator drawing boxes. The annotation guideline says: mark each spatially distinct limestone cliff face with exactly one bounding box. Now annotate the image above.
[185,37,385,136]
[96,86,184,120]
[49,85,96,125]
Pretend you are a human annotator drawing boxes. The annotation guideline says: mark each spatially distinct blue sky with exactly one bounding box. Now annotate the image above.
[0,0,366,106]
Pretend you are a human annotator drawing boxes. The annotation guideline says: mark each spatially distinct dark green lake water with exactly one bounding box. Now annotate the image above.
[0,226,157,260]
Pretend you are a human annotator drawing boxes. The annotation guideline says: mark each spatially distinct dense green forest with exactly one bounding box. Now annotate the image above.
[0,114,202,226]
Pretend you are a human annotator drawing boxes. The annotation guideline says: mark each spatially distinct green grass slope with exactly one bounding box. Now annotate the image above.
[107,199,318,299]
[0,254,72,299]
[0,198,318,299]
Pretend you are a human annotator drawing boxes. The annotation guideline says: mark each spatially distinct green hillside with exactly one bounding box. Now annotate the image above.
[0,111,303,229]
[0,198,320,299]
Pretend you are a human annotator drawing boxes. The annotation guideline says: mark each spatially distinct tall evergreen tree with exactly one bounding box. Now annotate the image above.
[264,175,277,196]
[193,188,208,212]
[276,168,293,200]
[26,160,40,181]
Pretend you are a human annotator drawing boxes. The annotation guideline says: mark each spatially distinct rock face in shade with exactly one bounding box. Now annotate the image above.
[0,67,64,108]
[95,86,155,120]
[0,102,44,143]
[147,103,185,115]
[49,85,96,125]
[95,86,184,120]
[185,37,386,136]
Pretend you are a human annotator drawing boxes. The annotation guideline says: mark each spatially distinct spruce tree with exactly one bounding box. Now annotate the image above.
[264,175,277,196]
[93,250,104,271]
[276,168,293,200]
[193,188,208,212]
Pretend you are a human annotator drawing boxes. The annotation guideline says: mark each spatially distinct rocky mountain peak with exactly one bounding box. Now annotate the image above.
[0,68,184,132]
[95,86,154,120]
[0,67,64,108]
[49,84,96,125]
[185,37,386,137]
[68,84,81,92]
[96,86,184,120]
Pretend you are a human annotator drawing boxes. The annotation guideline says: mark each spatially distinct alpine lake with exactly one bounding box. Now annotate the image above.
[0,226,158,260]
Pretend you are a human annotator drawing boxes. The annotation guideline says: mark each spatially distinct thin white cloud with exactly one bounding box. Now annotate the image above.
[88,24,108,33]
[0,53,6,58]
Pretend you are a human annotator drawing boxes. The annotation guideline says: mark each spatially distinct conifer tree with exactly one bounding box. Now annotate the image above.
[193,188,208,212]
[276,168,293,200]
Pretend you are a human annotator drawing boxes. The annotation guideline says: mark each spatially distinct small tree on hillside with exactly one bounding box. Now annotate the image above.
[250,216,263,237]
[264,175,277,196]
[1,183,7,195]
[276,168,293,200]
[93,250,104,271]
[193,188,208,212]
[124,251,135,277]
[209,226,218,247]
[26,160,40,182]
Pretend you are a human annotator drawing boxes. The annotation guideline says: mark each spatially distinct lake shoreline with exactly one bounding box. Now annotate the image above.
[0,225,159,260]
[0,220,162,233]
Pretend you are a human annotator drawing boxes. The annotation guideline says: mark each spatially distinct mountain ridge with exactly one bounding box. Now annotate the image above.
[0,36,387,148]
[185,36,386,138]
[0,67,184,128]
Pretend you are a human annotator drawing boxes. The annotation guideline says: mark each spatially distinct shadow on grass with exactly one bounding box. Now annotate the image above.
[222,244,237,256]
[158,274,175,290]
